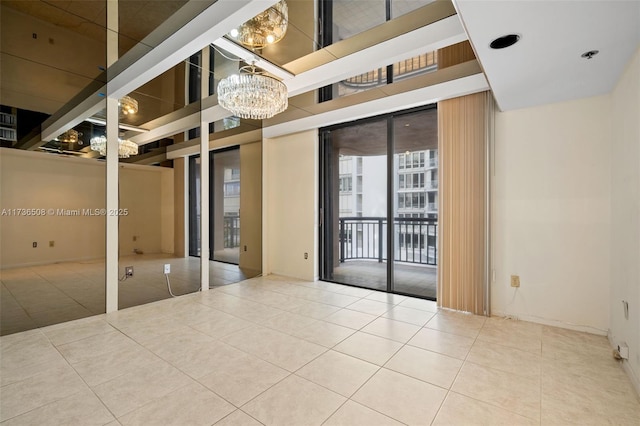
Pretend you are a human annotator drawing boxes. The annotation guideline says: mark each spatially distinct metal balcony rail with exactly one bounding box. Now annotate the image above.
[341,52,438,88]
[339,216,437,266]
[224,216,240,248]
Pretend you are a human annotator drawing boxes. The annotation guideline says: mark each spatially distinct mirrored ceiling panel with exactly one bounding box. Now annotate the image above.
[117,0,214,59]
[0,0,107,150]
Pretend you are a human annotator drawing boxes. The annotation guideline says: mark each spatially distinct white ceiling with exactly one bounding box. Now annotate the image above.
[454,0,640,111]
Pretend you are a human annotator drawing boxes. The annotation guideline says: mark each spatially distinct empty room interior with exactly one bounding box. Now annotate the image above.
[0,0,639,424]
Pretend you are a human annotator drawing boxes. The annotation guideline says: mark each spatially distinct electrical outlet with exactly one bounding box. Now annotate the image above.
[244,245,247,252]
[125,266,134,277]
[304,252,308,259]
[32,241,37,248]
[133,236,137,242]
[49,240,54,247]
[164,264,170,274]
[510,275,520,288]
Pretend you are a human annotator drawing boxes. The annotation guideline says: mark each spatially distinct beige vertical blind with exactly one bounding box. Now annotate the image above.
[437,91,489,315]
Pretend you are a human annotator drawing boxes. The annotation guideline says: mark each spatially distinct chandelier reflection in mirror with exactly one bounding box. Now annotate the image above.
[90,135,138,158]
[55,129,82,144]
[217,64,288,120]
[119,95,138,115]
[229,0,288,48]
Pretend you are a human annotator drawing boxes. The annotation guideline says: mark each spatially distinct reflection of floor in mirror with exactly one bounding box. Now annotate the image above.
[331,260,437,299]
[0,254,255,336]
[213,247,240,264]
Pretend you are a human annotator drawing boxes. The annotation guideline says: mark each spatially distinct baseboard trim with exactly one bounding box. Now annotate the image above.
[491,310,608,336]
[607,334,640,397]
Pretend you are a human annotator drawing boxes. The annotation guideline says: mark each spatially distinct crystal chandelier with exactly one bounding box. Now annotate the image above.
[217,65,288,119]
[229,0,288,48]
[90,135,138,158]
[119,95,138,115]
[55,129,82,144]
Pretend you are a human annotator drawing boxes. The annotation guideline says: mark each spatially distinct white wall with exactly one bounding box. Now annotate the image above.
[263,130,318,281]
[610,47,640,391]
[0,149,174,268]
[492,95,611,333]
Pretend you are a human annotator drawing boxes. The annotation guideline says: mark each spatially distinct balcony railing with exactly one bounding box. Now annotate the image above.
[339,217,437,266]
[342,52,438,88]
[224,216,240,248]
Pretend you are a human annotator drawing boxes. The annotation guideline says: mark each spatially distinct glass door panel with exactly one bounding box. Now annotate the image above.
[392,108,438,299]
[321,117,388,291]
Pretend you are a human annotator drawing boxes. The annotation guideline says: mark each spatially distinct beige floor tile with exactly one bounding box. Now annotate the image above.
[230,303,284,324]
[382,305,436,326]
[334,332,403,366]
[295,350,378,397]
[242,375,346,426]
[408,327,475,360]
[466,340,541,378]
[385,345,462,389]
[286,301,342,319]
[426,312,486,338]
[323,400,404,426]
[168,302,228,325]
[312,292,363,308]
[41,315,115,346]
[92,362,193,417]
[141,326,215,360]
[345,299,393,316]
[477,320,542,354]
[0,332,69,386]
[292,321,355,347]
[2,388,114,426]
[169,339,249,379]
[542,325,610,349]
[221,326,326,372]
[72,346,168,387]
[324,309,377,330]
[452,362,540,421]
[214,410,263,426]
[541,368,640,425]
[365,292,407,305]
[0,365,87,422]
[118,382,235,426]
[542,341,627,382]
[191,314,254,339]
[198,351,289,406]
[261,311,318,335]
[433,391,537,426]
[352,368,447,425]
[399,297,438,313]
[361,317,421,343]
[57,331,139,364]
[110,314,188,343]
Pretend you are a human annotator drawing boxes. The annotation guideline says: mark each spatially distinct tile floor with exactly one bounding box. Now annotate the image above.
[1,275,639,425]
[0,255,253,336]
[331,261,437,299]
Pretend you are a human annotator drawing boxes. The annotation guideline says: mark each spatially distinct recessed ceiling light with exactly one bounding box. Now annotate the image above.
[489,34,520,49]
[581,50,599,59]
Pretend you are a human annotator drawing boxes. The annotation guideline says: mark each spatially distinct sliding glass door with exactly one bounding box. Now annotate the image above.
[320,106,438,299]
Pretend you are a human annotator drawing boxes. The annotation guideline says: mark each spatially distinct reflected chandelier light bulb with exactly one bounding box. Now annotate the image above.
[118,95,138,115]
[90,135,139,158]
[228,0,288,48]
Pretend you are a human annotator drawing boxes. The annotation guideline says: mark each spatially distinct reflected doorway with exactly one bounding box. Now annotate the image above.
[212,148,240,264]
[188,147,241,265]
